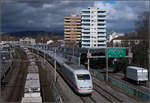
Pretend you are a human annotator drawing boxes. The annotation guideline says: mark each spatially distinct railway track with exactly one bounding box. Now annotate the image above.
[93,77,123,103]
[80,96,97,103]
[6,49,28,102]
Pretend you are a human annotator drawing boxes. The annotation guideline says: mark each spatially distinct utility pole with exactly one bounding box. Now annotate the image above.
[128,47,132,64]
[54,47,57,83]
[87,49,90,71]
[149,30,150,82]
[106,44,109,81]
[78,53,81,66]
[44,45,45,63]
[128,41,132,64]
[73,46,75,63]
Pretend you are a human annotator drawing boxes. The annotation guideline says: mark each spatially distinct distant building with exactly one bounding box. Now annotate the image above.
[111,36,142,47]
[64,14,81,46]
[108,31,125,42]
[20,37,35,45]
[1,36,19,44]
[47,40,54,45]
[81,7,106,48]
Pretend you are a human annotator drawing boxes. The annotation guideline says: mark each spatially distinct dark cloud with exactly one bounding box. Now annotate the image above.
[1,0,149,34]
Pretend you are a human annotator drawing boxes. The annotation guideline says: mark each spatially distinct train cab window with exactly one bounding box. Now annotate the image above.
[77,74,90,80]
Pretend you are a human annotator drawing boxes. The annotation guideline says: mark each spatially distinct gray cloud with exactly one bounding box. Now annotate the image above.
[1,0,149,34]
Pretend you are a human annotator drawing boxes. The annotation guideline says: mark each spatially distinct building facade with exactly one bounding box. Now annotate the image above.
[64,14,81,46]
[81,7,106,48]
[111,36,141,47]
[20,37,35,45]
[108,31,125,42]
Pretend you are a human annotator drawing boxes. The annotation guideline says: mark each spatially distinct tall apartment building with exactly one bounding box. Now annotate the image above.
[81,7,106,48]
[64,14,81,45]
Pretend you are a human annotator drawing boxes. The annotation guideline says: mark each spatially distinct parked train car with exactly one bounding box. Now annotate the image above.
[24,73,41,96]
[58,62,93,95]
[124,66,148,84]
[21,50,42,103]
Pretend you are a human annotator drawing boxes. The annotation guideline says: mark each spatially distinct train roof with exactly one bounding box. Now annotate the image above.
[64,62,90,74]
[29,58,36,62]
[26,73,39,80]
[25,79,40,89]
[25,74,40,90]
[127,66,147,70]
[21,97,42,103]
[28,66,39,73]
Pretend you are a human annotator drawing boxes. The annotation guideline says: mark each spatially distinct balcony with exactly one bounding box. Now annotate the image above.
[81,21,90,24]
[81,17,90,20]
[97,29,106,32]
[98,12,106,16]
[82,38,90,40]
[97,25,106,28]
[81,13,90,16]
[76,35,81,37]
[96,46,106,48]
[82,20,90,22]
[81,42,90,44]
[98,17,106,20]
[64,38,70,40]
[98,38,106,40]
[97,42,106,45]
[64,22,81,25]
[64,32,71,34]
[81,26,90,29]
[82,29,90,32]
[98,34,106,36]
[81,45,90,48]
[98,21,106,24]
[64,35,71,37]
[65,29,81,31]
[81,9,90,12]
[82,34,90,36]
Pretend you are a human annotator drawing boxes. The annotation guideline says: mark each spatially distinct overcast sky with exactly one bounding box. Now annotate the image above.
[1,0,149,34]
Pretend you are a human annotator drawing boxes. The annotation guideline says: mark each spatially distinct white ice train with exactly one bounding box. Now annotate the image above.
[58,62,93,94]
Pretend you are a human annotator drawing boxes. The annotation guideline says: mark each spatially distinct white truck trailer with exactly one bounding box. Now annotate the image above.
[126,66,148,84]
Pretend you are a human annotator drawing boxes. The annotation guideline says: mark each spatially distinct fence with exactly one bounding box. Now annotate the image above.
[90,69,150,101]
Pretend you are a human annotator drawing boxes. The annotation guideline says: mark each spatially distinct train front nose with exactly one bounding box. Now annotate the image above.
[77,80,93,94]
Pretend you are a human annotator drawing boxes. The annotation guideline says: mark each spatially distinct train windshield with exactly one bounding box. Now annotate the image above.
[77,74,90,80]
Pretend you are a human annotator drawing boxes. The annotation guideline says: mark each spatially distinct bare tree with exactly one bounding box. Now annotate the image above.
[133,11,149,71]
[36,34,42,43]
[135,11,149,38]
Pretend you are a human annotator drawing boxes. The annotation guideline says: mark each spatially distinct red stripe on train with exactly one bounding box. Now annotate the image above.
[78,88,93,91]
